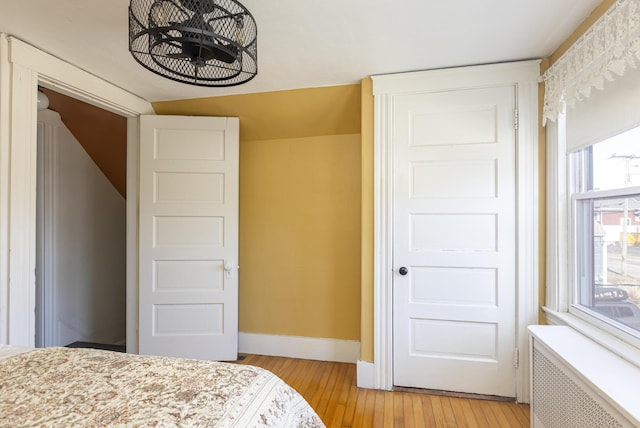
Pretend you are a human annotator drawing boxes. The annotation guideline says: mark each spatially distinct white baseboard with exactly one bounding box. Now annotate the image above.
[238,332,359,364]
[356,360,375,389]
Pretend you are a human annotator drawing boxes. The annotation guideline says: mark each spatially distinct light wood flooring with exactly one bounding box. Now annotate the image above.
[235,354,530,428]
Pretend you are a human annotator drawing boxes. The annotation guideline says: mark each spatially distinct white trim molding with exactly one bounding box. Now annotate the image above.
[238,333,360,364]
[372,90,394,390]
[371,60,540,401]
[356,360,375,389]
[0,34,9,344]
[9,37,152,117]
[0,34,39,346]
[543,308,640,366]
[0,32,152,347]
[126,118,140,355]
[35,110,60,348]
[545,117,570,313]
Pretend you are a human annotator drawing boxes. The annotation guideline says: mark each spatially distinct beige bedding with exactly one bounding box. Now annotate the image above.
[0,346,324,427]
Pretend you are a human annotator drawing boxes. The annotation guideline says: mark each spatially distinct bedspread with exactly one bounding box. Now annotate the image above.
[0,347,325,427]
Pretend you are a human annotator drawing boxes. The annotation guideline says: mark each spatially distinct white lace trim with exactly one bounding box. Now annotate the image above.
[541,0,640,125]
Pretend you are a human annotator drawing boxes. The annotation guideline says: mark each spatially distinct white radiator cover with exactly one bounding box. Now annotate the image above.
[529,326,639,428]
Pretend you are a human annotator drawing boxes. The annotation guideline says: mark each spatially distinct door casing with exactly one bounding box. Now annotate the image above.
[371,60,540,402]
[0,34,153,349]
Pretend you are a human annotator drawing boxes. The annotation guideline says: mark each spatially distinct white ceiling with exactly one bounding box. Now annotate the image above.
[0,0,601,102]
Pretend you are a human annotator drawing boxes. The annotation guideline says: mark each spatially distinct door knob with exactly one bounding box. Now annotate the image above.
[224,261,234,279]
[399,267,408,276]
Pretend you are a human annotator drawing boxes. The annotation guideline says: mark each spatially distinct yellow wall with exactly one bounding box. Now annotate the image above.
[239,134,360,338]
[153,85,360,141]
[153,85,362,341]
[360,78,374,361]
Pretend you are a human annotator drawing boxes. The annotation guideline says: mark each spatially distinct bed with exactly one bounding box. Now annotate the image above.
[0,345,325,427]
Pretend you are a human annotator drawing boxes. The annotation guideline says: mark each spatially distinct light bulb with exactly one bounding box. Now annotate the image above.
[235,16,245,45]
[37,91,49,111]
[150,1,168,26]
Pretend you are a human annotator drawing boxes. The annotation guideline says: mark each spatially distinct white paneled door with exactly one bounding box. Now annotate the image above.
[138,115,239,361]
[393,85,517,397]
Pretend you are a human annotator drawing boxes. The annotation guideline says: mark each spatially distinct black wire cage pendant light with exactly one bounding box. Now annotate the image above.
[129,0,257,87]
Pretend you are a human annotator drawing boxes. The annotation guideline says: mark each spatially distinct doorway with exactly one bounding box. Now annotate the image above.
[0,33,151,349]
[35,88,128,348]
[371,60,540,402]
[391,84,517,397]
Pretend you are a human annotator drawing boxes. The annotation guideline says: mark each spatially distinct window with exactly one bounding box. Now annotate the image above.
[541,0,640,354]
[570,127,640,336]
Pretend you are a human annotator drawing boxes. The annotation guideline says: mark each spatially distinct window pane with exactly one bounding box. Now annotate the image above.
[591,127,640,191]
[579,196,640,332]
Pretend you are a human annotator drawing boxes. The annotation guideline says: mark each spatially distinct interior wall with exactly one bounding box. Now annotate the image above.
[360,78,374,362]
[37,109,126,346]
[40,88,127,197]
[239,134,360,339]
[149,2,612,353]
[152,85,362,341]
[153,85,361,141]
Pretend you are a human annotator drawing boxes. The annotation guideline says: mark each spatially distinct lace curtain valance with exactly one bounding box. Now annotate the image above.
[541,0,640,125]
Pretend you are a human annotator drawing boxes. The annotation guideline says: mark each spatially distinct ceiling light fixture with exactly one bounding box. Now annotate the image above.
[128,0,257,87]
[37,89,50,111]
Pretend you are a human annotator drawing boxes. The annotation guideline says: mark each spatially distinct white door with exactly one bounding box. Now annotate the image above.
[393,85,517,397]
[138,115,239,361]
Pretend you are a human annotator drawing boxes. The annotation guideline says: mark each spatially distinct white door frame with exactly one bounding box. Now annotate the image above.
[0,34,153,349]
[371,60,540,402]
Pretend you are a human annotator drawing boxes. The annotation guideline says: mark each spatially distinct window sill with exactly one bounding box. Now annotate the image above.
[542,307,640,369]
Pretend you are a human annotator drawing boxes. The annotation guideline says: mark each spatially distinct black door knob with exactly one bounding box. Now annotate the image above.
[399,267,408,276]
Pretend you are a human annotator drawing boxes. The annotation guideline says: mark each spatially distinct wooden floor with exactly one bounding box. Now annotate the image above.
[235,354,530,428]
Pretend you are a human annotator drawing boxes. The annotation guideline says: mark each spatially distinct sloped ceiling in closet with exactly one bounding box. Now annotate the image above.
[41,89,127,198]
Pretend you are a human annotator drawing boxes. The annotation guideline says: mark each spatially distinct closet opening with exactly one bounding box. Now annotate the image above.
[35,87,128,351]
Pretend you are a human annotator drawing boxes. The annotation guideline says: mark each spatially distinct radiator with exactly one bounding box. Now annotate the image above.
[529,326,638,428]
